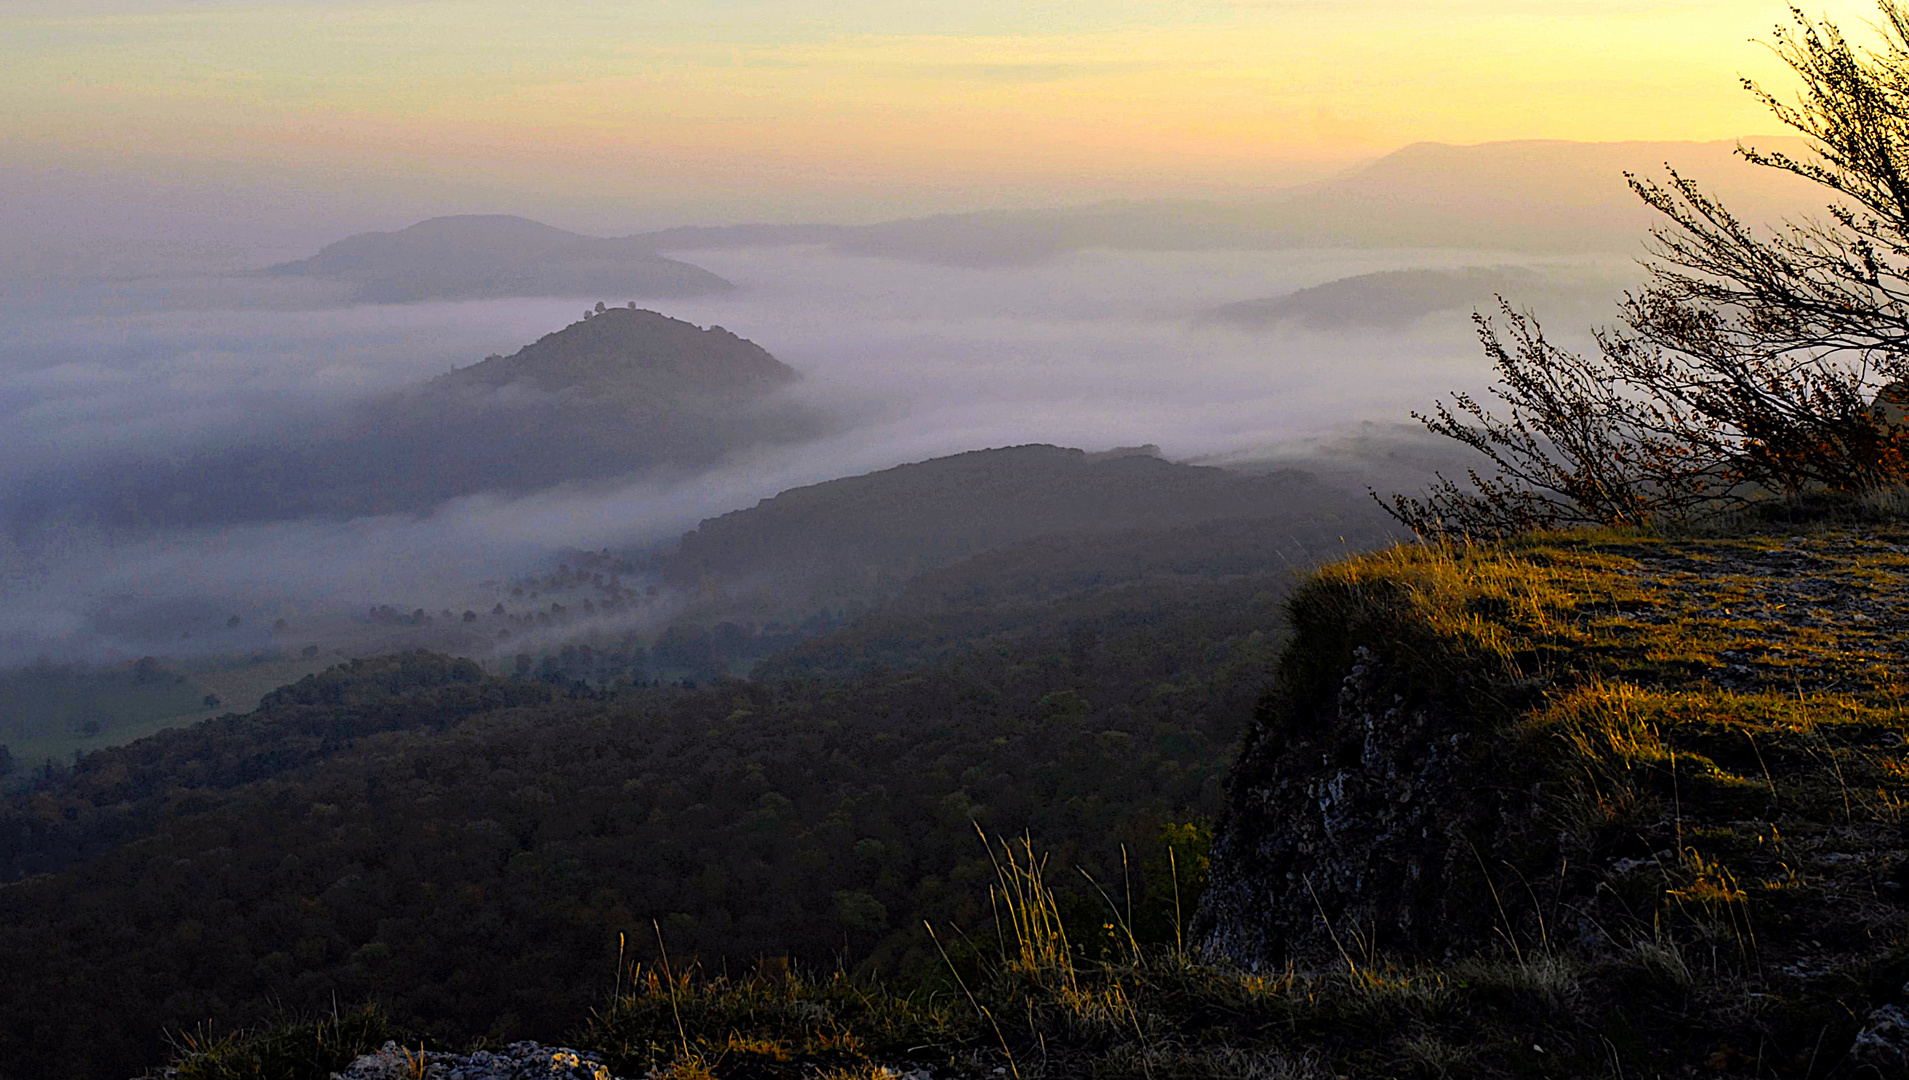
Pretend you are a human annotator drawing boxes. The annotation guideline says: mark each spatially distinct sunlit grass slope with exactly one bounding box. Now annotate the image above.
[1200,515,1909,1075]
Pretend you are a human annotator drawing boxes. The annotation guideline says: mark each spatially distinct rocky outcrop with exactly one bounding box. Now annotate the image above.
[329,1041,620,1080]
[1194,527,1909,1074]
[1194,625,1543,969]
[321,1041,938,1080]
[1850,1000,1909,1078]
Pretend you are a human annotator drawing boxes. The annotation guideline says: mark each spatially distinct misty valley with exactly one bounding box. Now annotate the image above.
[0,132,1872,1080]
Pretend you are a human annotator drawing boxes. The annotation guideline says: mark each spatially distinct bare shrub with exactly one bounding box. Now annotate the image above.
[1392,2,1909,537]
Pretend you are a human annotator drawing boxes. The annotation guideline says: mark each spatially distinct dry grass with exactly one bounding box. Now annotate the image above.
[161,1005,398,1080]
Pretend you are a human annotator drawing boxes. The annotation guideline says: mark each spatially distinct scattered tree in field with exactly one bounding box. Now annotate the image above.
[1394,1,1909,536]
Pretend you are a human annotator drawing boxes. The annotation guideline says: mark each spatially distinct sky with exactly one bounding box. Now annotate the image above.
[0,0,1886,253]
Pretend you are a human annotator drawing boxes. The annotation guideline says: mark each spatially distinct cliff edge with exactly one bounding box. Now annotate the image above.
[1197,523,1909,1074]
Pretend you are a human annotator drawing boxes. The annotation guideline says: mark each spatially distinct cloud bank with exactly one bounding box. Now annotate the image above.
[0,242,1628,662]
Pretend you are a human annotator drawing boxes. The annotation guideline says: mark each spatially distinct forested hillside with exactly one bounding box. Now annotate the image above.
[32,516,1909,1080]
[0,561,1281,1077]
[660,446,1371,617]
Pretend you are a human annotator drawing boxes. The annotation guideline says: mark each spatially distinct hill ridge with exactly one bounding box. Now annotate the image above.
[265,216,734,302]
[431,306,799,399]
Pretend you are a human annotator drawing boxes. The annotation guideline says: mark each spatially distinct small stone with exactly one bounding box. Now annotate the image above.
[1850,1004,1909,1074]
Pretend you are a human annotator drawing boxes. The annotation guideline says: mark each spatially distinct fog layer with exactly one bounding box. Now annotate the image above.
[0,240,1633,663]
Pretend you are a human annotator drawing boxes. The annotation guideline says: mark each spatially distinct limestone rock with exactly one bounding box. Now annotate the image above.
[330,1041,618,1080]
[1848,1000,1909,1077]
[1195,640,1538,968]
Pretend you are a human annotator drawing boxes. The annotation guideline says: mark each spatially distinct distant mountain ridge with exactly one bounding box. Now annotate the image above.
[272,140,1830,289]
[264,214,734,302]
[1205,264,1636,330]
[626,138,1826,264]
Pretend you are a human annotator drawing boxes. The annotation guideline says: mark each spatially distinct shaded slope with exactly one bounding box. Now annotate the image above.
[757,512,1393,682]
[0,578,1278,1077]
[661,445,1373,613]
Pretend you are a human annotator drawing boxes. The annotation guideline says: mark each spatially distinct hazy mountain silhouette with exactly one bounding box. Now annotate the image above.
[1205,264,1629,330]
[635,139,1825,265]
[264,215,734,302]
[1254,138,1823,251]
[4,311,825,531]
[267,141,1825,286]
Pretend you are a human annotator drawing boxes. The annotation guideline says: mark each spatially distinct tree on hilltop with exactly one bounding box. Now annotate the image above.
[1393,1,1909,536]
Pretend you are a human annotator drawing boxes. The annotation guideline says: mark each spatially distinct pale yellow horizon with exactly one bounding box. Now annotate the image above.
[0,0,1890,228]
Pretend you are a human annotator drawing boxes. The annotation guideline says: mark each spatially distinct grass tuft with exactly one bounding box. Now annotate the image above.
[162,1004,395,1080]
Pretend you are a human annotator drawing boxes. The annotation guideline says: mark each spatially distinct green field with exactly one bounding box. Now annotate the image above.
[0,653,335,789]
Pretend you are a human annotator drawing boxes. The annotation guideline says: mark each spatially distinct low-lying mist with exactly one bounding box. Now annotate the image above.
[0,242,1637,665]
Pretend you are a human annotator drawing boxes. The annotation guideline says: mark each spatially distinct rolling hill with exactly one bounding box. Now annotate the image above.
[264,215,734,302]
[2,310,825,531]
[658,444,1388,616]
[432,305,798,401]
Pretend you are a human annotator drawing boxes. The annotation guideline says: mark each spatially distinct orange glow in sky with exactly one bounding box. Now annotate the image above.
[0,1,1887,221]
